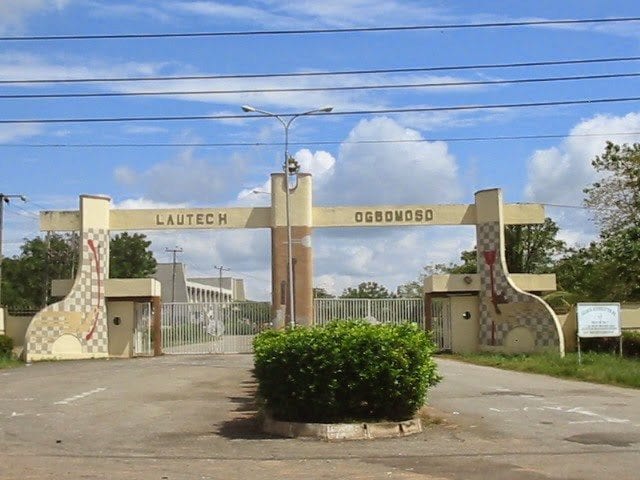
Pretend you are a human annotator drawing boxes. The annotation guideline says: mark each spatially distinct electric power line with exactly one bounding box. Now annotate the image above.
[2,130,640,149]
[1,95,640,124]
[2,71,639,100]
[5,203,39,219]
[1,16,638,41]
[2,55,639,85]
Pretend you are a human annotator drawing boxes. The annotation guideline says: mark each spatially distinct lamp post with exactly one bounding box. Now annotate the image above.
[241,105,332,328]
[0,194,27,307]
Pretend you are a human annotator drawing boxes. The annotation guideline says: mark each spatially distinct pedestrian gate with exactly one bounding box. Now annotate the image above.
[133,302,153,356]
[161,302,271,354]
[431,298,452,351]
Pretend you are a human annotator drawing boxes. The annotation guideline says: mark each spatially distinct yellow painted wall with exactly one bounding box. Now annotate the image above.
[107,301,135,358]
[450,296,479,353]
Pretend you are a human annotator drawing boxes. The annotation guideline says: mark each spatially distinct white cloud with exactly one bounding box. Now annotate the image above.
[295,148,335,180]
[112,198,188,210]
[316,116,461,205]
[525,112,640,206]
[113,148,251,204]
[0,0,71,33]
[123,125,169,135]
[163,0,447,28]
[525,111,640,246]
[0,123,42,143]
[113,166,138,186]
[0,52,165,84]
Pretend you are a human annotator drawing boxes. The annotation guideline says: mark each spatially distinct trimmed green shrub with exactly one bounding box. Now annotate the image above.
[253,320,441,423]
[0,334,13,358]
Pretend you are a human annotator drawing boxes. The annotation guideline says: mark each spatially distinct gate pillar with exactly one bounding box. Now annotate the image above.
[270,173,314,327]
[25,195,111,361]
[474,189,564,355]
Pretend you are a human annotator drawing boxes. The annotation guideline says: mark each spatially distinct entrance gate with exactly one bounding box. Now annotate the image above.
[26,180,565,361]
[161,301,271,354]
[314,298,424,329]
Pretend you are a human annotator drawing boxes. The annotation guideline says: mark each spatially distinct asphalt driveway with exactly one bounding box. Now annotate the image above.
[1,355,639,479]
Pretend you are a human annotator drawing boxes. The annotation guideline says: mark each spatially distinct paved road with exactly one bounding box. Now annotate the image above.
[1,355,639,479]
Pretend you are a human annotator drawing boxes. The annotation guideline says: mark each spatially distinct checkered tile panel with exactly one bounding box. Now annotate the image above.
[476,221,560,349]
[25,229,109,358]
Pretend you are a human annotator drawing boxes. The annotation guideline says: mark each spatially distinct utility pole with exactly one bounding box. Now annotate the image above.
[214,265,230,302]
[165,246,183,303]
[0,193,27,307]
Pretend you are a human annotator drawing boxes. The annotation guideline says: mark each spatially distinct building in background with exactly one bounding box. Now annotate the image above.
[152,263,246,304]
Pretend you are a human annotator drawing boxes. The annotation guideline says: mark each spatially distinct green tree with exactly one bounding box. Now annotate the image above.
[313,287,334,298]
[583,141,640,234]
[596,225,640,301]
[396,280,422,298]
[109,232,157,278]
[430,218,564,276]
[557,141,640,302]
[1,232,157,308]
[554,243,613,302]
[504,218,566,273]
[1,233,77,308]
[341,281,395,299]
[446,250,477,274]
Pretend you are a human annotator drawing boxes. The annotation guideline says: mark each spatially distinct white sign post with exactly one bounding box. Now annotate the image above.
[576,303,622,364]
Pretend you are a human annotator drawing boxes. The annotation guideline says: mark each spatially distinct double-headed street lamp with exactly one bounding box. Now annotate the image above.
[241,105,333,328]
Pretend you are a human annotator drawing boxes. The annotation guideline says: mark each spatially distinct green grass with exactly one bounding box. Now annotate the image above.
[445,352,640,389]
[0,356,23,369]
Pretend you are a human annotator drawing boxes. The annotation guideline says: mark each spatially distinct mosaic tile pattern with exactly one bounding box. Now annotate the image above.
[25,229,109,359]
[476,221,560,350]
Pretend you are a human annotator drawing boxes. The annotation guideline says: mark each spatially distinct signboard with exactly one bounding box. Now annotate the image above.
[576,303,621,338]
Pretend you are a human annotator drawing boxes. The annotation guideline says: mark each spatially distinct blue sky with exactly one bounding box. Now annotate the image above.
[1,1,640,300]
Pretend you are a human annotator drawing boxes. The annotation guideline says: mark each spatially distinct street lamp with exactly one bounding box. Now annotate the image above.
[241,105,332,328]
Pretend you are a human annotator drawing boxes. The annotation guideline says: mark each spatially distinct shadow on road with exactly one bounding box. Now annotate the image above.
[216,380,277,440]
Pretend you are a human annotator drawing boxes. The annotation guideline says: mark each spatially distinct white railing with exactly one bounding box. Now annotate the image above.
[314,298,425,329]
[161,301,271,354]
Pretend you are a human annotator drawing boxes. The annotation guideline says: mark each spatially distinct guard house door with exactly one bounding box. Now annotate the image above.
[133,302,153,357]
[431,298,452,352]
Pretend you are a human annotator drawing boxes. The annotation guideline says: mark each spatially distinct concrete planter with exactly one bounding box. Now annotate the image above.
[263,414,422,440]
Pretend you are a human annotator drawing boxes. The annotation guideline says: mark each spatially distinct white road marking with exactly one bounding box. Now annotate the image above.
[488,403,631,424]
[565,407,630,424]
[0,397,35,402]
[54,387,107,405]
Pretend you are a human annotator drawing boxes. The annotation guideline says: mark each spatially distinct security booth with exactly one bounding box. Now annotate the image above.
[425,273,558,354]
[50,278,162,359]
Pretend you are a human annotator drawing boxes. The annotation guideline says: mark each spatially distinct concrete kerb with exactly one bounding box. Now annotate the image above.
[263,414,422,441]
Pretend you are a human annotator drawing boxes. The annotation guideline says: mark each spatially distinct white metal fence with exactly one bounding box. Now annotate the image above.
[314,298,425,329]
[161,301,271,354]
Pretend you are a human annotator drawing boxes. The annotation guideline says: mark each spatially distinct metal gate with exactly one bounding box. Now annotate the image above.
[314,298,425,329]
[133,302,153,357]
[431,298,452,351]
[161,302,271,354]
